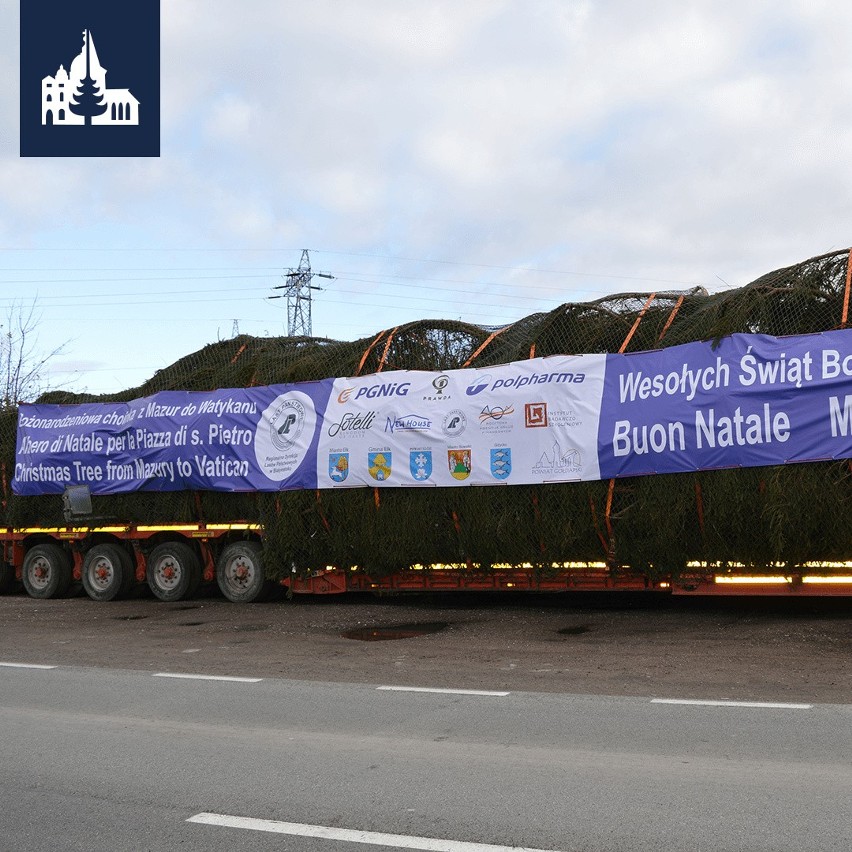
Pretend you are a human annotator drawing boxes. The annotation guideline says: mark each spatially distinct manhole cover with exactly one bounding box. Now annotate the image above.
[342,621,449,641]
[557,624,592,636]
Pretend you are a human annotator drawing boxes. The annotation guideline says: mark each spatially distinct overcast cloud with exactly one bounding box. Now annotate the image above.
[1,1,851,393]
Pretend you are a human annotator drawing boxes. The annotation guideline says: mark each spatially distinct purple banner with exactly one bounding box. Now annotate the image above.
[14,382,333,495]
[598,329,852,477]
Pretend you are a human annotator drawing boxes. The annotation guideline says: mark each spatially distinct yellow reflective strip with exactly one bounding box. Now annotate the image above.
[715,576,790,584]
[136,525,201,532]
[802,575,852,584]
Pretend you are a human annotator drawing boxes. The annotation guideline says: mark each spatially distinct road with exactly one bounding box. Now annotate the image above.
[1,662,850,851]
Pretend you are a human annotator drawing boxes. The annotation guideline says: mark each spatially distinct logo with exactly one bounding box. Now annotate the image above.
[326,411,376,438]
[368,452,392,481]
[448,449,472,481]
[525,402,548,428]
[490,448,512,480]
[464,370,587,393]
[532,440,583,478]
[466,374,491,396]
[354,381,410,400]
[410,450,433,481]
[385,413,432,434]
[479,405,514,423]
[442,409,467,437]
[423,374,452,401]
[336,387,354,404]
[329,452,349,482]
[270,398,306,450]
[21,2,160,157]
[254,391,317,482]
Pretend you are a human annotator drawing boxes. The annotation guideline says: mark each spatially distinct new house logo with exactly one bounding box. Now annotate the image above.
[20,1,160,157]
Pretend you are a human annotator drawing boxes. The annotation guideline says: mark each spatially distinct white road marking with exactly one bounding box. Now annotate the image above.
[652,698,812,709]
[0,662,57,669]
[188,812,563,851]
[377,685,510,697]
[153,672,262,683]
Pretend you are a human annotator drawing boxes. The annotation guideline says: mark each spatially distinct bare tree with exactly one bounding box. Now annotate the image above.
[0,300,67,408]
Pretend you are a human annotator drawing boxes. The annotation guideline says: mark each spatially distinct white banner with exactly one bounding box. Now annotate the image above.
[316,355,607,488]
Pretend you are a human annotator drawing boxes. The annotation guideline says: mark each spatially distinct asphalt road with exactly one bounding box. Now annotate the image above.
[1,663,850,851]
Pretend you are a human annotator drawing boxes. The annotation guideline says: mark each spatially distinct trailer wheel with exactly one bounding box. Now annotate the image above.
[216,541,267,603]
[146,542,201,602]
[22,544,72,599]
[82,544,132,602]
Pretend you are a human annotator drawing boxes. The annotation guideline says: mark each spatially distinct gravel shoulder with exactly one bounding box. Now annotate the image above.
[1,587,849,703]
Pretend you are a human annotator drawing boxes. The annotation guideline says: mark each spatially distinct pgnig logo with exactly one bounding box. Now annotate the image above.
[20,1,160,157]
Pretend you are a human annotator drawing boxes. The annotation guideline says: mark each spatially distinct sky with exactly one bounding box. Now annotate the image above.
[2,0,852,397]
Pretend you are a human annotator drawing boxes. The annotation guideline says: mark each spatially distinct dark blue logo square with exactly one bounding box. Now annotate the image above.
[20,0,160,157]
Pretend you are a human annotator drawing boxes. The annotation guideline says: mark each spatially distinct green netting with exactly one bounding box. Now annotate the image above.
[4,248,852,579]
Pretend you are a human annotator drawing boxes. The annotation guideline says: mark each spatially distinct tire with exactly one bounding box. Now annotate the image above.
[22,544,72,599]
[146,541,202,602]
[216,541,268,603]
[82,544,132,602]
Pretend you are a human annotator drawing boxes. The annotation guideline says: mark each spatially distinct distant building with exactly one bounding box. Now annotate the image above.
[41,29,140,126]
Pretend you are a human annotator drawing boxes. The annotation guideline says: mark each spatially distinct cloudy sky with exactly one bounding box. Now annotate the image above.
[2,1,851,396]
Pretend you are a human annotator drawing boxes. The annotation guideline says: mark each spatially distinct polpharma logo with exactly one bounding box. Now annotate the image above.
[20,1,160,157]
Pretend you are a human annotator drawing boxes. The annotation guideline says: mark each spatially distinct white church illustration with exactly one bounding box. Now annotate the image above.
[41,29,139,126]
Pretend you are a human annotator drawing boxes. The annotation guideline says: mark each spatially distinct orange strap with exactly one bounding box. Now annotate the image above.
[529,343,536,359]
[657,295,685,343]
[229,343,247,365]
[619,293,656,353]
[315,491,331,532]
[376,326,399,373]
[373,487,380,509]
[357,330,387,376]
[604,479,616,542]
[842,248,852,328]
[462,326,509,367]
[588,495,610,557]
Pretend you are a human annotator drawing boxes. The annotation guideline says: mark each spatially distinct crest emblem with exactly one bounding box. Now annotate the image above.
[368,452,392,481]
[410,451,433,481]
[448,449,472,481]
[490,448,512,480]
[329,452,349,482]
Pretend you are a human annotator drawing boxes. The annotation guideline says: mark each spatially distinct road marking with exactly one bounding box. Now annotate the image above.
[187,812,562,851]
[377,685,510,697]
[0,662,57,669]
[153,673,262,683]
[651,698,812,709]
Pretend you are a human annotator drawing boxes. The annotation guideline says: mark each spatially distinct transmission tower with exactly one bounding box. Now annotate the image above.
[269,249,334,337]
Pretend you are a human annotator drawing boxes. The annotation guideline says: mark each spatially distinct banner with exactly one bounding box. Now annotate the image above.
[13,330,852,495]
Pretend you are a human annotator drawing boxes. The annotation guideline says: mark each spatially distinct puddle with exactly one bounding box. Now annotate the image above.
[557,624,592,636]
[342,621,449,641]
[112,615,147,621]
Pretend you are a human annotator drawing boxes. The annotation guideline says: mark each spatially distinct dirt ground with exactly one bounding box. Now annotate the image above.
[1,585,849,703]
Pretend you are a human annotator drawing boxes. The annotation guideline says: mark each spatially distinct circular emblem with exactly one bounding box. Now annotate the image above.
[442,409,467,437]
[254,392,316,482]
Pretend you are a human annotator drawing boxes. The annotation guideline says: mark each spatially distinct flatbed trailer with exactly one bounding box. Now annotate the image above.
[1,522,852,602]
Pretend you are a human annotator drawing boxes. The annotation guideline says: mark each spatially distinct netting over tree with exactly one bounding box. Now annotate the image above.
[4,248,852,579]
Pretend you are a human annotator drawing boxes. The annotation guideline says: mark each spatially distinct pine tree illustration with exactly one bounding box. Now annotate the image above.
[69,30,108,126]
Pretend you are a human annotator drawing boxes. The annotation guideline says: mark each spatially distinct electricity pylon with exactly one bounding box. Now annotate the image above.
[269,249,334,337]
